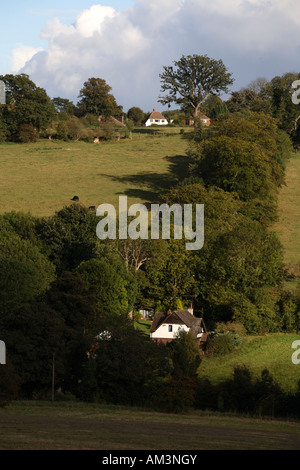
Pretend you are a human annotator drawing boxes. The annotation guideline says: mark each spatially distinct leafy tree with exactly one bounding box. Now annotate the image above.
[226,88,272,114]
[193,136,279,201]
[167,330,202,378]
[140,240,197,311]
[80,318,171,406]
[45,271,101,393]
[0,74,56,139]
[261,73,300,131]
[0,302,64,397]
[0,272,100,397]
[52,97,76,118]
[0,230,56,314]
[127,106,144,126]
[65,116,88,141]
[1,211,41,246]
[0,108,9,141]
[76,257,137,317]
[0,360,20,407]
[158,54,234,118]
[17,123,38,143]
[188,113,285,200]
[76,77,122,118]
[36,204,99,273]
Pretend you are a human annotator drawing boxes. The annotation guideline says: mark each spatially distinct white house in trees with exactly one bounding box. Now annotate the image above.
[150,308,208,348]
[145,109,168,127]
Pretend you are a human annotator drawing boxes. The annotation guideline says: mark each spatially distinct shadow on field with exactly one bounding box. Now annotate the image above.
[98,154,192,204]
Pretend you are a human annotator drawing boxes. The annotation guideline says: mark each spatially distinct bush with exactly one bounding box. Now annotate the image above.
[206,333,236,356]
[17,124,37,143]
[0,361,20,407]
[154,375,198,413]
[101,119,116,141]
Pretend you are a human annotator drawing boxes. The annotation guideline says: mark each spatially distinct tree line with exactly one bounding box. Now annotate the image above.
[1,57,300,145]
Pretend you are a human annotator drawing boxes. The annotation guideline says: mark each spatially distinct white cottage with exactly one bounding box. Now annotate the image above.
[150,309,208,348]
[145,109,168,127]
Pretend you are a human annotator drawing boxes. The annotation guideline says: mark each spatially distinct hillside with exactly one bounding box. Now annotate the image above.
[273,152,300,289]
[0,133,190,217]
[198,333,300,394]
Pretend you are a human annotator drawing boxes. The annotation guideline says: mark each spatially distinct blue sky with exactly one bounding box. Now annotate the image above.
[1,1,300,112]
[0,1,133,73]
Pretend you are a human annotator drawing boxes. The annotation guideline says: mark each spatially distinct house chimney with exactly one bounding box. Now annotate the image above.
[166,308,172,316]
[188,304,194,315]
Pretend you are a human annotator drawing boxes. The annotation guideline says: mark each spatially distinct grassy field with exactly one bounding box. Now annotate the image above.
[0,132,190,217]
[273,152,300,265]
[0,401,299,450]
[198,333,300,394]
[273,152,300,290]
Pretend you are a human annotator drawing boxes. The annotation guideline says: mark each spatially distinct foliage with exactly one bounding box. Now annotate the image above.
[52,97,76,118]
[226,88,271,114]
[159,54,234,118]
[127,107,144,126]
[0,361,20,407]
[76,257,137,317]
[154,375,198,413]
[17,124,38,143]
[78,319,171,406]
[0,74,56,140]
[36,204,99,273]
[76,77,122,118]
[0,272,100,397]
[0,229,56,313]
[206,333,236,356]
[188,113,286,201]
[167,330,202,378]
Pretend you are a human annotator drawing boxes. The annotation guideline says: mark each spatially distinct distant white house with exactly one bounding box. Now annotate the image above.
[150,309,208,348]
[145,109,168,127]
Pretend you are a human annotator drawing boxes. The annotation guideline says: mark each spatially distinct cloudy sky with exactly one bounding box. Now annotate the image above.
[1,0,300,112]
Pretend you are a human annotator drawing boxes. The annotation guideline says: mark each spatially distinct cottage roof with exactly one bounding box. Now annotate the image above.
[148,109,167,121]
[150,309,206,336]
[199,113,210,120]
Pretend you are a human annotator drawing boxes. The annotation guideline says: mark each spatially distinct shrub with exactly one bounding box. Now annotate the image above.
[17,124,37,143]
[0,361,20,407]
[206,333,236,356]
[154,375,198,413]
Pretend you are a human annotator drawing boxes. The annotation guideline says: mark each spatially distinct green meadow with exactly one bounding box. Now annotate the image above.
[0,131,190,217]
[274,152,300,265]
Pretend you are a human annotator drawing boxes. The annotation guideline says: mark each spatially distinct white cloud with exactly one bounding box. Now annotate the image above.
[76,4,117,38]
[11,45,44,73]
[12,0,300,111]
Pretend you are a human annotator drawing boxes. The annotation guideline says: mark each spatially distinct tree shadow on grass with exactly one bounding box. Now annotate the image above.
[97,154,192,205]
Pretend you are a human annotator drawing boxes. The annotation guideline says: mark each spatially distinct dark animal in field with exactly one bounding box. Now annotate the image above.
[71,196,79,201]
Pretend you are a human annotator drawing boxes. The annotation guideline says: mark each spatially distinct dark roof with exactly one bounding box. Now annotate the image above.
[150,312,165,333]
[150,309,206,336]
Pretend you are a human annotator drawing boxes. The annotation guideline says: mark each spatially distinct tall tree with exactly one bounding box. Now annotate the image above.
[158,54,234,118]
[76,77,122,118]
[127,106,144,126]
[0,74,56,138]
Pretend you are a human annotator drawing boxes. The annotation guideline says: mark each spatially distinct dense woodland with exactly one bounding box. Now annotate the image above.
[1,61,300,417]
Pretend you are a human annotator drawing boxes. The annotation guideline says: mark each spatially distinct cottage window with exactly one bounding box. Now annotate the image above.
[168,325,173,333]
